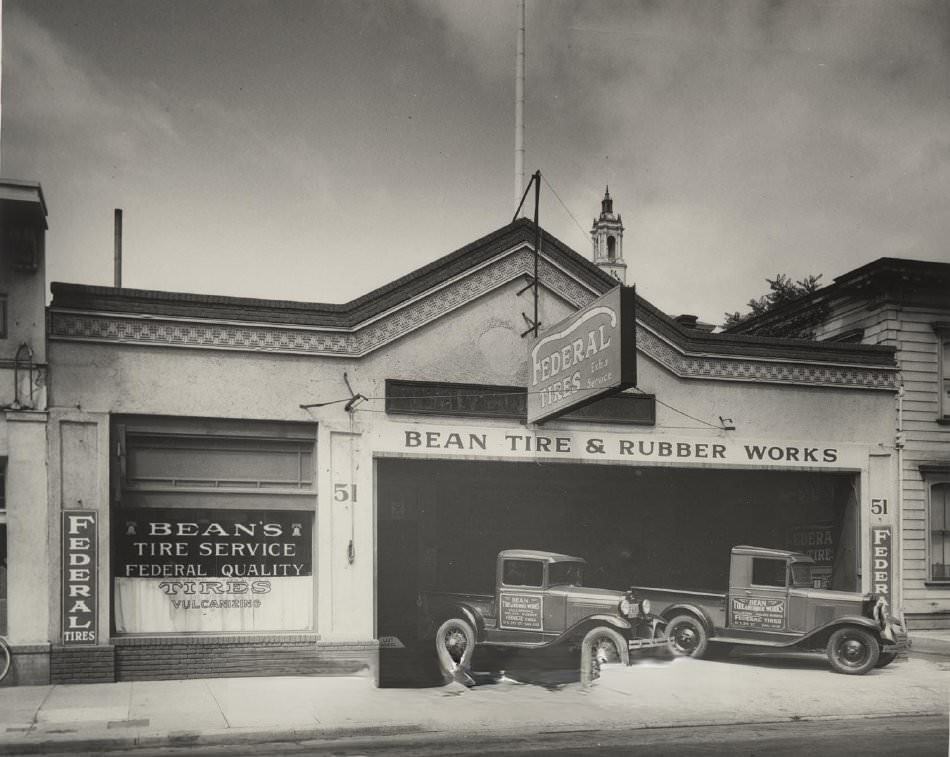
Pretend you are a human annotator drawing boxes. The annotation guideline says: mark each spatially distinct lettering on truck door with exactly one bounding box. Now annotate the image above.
[730,557,789,632]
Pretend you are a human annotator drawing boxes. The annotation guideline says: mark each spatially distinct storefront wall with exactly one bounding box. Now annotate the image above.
[43,277,898,683]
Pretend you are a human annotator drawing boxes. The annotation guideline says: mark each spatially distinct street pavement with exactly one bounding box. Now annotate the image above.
[0,648,946,755]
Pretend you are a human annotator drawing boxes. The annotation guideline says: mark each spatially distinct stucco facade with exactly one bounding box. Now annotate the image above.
[8,219,897,685]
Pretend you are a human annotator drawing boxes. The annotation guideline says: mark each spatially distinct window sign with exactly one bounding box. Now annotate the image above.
[113,508,313,633]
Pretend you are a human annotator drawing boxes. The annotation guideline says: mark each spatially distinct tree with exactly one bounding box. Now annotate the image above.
[723,273,823,331]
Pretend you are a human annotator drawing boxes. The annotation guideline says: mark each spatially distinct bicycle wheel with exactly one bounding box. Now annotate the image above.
[0,637,11,683]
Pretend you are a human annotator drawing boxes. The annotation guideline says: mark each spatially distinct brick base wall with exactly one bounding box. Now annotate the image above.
[114,635,378,681]
[51,645,116,684]
[1,644,51,687]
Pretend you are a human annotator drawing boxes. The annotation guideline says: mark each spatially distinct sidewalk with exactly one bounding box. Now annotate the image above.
[907,628,950,656]
[0,652,946,755]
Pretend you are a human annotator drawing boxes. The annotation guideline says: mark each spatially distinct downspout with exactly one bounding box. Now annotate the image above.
[896,382,905,621]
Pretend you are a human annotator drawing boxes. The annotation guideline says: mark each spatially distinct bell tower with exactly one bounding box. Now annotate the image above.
[591,187,626,284]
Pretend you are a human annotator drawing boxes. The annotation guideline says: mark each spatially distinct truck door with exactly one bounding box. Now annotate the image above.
[494,558,546,644]
[729,557,790,633]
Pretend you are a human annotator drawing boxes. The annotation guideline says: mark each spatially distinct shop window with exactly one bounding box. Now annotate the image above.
[502,559,543,587]
[111,418,317,635]
[930,483,950,581]
[751,558,787,588]
[123,433,313,492]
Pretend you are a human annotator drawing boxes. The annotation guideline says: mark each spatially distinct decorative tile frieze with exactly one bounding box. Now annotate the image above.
[637,327,898,390]
[47,247,896,390]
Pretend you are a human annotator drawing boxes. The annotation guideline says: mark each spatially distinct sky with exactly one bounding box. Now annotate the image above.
[2,0,949,323]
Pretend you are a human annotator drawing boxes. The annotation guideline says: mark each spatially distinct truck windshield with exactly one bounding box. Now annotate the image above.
[790,562,814,588]
[548,562,584,587]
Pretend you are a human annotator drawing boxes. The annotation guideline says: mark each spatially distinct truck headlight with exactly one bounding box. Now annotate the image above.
[619,597,635,618]
[640,598,651,616]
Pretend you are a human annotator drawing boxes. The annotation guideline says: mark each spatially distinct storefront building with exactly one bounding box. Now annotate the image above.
[1,180,51,685]
[10,204,903,684]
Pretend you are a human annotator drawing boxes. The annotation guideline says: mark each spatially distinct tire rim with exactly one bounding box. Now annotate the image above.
[671,623,698,654]
[444,628,468,663]
[837,635,870,668]
[592,638,618,665]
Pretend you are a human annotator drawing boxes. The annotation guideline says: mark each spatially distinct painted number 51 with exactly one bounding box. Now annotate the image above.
[871,499,887,515]
[334,483,358,503]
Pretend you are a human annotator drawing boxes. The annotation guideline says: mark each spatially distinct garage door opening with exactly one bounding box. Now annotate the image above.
[376,458,858,685]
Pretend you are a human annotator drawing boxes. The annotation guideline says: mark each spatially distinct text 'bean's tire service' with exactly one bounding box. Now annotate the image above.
[665,614,709,659]
[826,626,880,675]
[435,618,475,684]
[875,648,899,668]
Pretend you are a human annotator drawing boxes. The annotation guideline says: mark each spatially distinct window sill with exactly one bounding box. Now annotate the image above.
[936,417,950,425]
[923,581,950,587]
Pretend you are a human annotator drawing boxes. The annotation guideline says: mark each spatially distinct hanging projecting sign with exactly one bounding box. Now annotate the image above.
[527,286,637,424]
[62,510,98,645]
[112,508,313,634]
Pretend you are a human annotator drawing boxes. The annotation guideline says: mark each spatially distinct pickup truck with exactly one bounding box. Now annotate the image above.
[633,545,908,675]
[419,549,665,682]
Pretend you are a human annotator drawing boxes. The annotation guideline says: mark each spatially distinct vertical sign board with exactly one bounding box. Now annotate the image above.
[527,286,637,425]
[62,510,98,645]
[871,526,892,605]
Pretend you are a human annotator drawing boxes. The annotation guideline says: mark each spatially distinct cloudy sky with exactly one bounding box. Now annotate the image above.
[3,0,949,322]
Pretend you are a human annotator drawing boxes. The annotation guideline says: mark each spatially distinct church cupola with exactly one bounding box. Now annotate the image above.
[591,186,626,284]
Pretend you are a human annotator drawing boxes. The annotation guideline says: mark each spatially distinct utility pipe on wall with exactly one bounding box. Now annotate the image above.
[114,208,123,288]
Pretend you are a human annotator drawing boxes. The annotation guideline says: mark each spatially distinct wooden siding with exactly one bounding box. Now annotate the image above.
[821,300,950,625]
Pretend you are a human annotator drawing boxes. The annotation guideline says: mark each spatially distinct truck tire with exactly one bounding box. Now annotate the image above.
[875,648,898,668]
[826,626,880,675]
[435,618,475,682]
[666,614,709,659]
[581,626,630,681]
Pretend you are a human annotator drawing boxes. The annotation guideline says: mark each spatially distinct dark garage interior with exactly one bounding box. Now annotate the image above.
[376,457,858,685]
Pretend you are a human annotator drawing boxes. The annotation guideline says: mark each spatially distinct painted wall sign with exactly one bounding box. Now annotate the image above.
[787,523,835,589]
[499,592,543,630]
[527,286,636,424]
[62,510,98,645]
[376,422,868,470]
[113,508,313,633]
[731,597,786,630]
[871,526,892,603]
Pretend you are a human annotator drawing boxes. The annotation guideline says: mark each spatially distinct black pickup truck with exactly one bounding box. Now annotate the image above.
[419,549,664,681]
[632,545,909,675]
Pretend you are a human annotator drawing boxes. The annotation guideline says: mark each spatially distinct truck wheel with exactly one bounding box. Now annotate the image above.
[875,648,899,668]
[581,626,630,681]
[435,618,475,680]
[826,627,880,675]
[666,614,709,659]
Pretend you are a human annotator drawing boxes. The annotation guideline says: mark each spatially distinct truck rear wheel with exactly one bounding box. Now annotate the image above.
[826,626,880,675]
[435,618,475,682]
[665,614,709,659]
[581,626,630,681]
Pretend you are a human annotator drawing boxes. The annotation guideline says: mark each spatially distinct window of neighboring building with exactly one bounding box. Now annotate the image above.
[0,295,7,339]
[930,482,950,582]
[935,323,950,421]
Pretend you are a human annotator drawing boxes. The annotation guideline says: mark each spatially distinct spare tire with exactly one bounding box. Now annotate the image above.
[435,618,475,683]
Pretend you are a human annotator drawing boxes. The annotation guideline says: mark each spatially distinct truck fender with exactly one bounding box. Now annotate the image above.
[794,616,882,650]
[553,614,632,646]
[658,604,715,635]
[438,603,484,640]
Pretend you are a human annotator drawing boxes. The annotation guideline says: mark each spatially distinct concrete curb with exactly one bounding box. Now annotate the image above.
[3,712,946,755]
[909,633,950,656]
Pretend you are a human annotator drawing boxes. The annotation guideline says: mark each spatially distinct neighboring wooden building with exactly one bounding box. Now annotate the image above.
[726,258,950,628]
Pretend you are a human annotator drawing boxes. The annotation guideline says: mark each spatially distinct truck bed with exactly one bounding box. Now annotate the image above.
[630,585,727,627]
